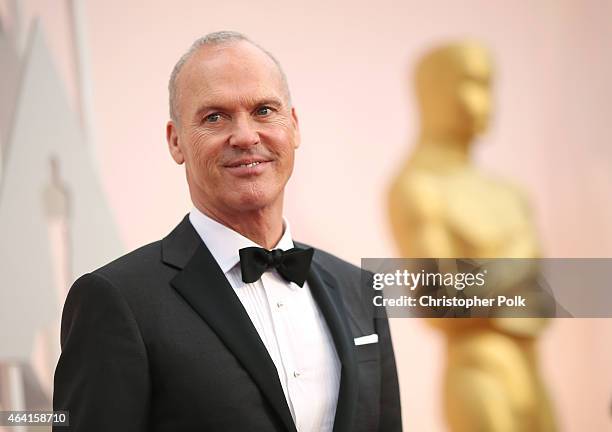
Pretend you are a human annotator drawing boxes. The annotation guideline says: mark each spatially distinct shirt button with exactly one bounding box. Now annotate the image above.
[293,371,301,378]
[276,300,284,308]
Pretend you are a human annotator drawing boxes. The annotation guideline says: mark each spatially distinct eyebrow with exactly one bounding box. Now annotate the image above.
[193,97,284,120]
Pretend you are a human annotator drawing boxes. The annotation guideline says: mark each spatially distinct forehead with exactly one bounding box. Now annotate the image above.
[176,41,285,110]
[457,46,492,81]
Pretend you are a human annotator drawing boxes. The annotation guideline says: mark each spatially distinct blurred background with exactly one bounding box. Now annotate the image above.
[0,0,611,430]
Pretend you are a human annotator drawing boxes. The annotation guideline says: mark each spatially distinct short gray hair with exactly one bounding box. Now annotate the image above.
[168,30,291,121]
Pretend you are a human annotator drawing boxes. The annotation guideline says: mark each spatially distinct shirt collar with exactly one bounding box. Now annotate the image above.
[188,206,295,274]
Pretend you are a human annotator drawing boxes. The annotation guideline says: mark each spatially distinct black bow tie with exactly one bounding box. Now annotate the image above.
[239,246,314,287]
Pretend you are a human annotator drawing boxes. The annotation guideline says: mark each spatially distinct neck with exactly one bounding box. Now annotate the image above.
[412,129,474,169]
[194,199,285,250]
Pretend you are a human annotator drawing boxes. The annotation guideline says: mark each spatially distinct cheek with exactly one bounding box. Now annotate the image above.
[263,123,297,157]
[272,138,296,175]
[184,131,225,182]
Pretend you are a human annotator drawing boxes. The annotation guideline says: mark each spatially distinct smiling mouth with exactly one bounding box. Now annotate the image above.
[223,159,272,176]
[235,161,262,168]
[224,158,272,168]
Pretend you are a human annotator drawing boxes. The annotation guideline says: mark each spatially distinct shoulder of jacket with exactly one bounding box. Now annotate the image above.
[89,240,163,284]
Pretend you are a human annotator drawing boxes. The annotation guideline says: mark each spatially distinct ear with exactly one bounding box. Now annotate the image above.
[166,120,185,164]
[290,107,301,149]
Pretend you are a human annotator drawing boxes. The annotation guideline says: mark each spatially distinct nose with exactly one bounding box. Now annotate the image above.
[228,114,260,149]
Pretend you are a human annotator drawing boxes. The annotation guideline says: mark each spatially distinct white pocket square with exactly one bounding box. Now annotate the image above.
[354,333,379,346]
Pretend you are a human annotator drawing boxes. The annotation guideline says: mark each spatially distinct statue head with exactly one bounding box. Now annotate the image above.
[415,41,493,141]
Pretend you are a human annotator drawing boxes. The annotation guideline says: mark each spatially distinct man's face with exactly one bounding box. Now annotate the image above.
[167,41,300,218]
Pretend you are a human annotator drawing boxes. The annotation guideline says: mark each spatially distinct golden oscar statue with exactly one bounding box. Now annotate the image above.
[388,42,557,431]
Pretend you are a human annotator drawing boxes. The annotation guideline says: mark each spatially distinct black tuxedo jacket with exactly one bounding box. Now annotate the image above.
[53,215,402,431]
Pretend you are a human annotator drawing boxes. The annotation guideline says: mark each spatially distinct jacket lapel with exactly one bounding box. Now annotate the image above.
[162,215,297,432]
[307,259,359,432]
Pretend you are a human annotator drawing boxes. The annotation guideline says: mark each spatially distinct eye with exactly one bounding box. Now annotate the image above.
[255,106,274,116]
[204,113,222,123]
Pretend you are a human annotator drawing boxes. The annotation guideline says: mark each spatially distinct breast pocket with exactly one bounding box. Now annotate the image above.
[355,342,380,363]
[354,342,381,431]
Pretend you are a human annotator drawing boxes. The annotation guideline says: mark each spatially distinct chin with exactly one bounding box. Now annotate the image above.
[232,189,277,212]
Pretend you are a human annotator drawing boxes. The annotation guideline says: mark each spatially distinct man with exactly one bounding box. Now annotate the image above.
[53,31,402,432]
